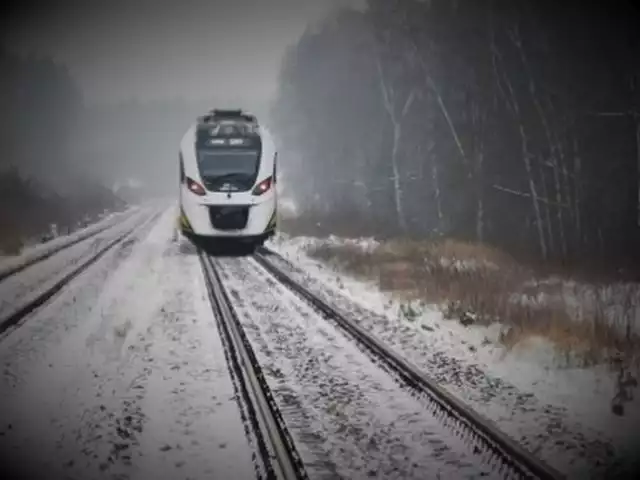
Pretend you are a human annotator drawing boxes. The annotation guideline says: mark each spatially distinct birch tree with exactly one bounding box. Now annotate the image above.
[271,0,640,265]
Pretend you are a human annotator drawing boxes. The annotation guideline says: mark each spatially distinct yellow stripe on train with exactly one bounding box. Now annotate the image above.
[265,208,277,231]
[179,207,193,232]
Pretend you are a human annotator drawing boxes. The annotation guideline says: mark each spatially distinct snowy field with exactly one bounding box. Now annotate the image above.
[267,233,640,479]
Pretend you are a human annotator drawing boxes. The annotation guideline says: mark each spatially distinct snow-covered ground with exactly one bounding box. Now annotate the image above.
[267,233,640,479]
[0,207,257,479]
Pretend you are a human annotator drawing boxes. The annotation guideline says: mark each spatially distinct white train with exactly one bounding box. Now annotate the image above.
[177,109,277,250]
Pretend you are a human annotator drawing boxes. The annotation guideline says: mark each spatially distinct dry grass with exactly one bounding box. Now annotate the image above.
[306,237,640,368]
[0,220,25,256]
[0,238,24,256]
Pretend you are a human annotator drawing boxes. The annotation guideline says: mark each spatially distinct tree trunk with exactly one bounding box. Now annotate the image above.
[391,123,407,231]
[512,25,566,257]
[572,137,583,250]
[521,131,547,259]
[431,156,443,230]
[635,116,640,227]
[372,46,410,232]
[476,149,485,243]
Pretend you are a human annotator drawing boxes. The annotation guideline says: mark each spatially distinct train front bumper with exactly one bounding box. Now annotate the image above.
[180,189,276,239]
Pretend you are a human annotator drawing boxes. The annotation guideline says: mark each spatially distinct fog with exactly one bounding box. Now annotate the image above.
[2,0,640,267]
[4,0,364,104]
[1,0,363,202]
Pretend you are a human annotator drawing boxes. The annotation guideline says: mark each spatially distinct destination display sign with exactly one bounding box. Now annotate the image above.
[205,137,253,147]
[195,129,261,150]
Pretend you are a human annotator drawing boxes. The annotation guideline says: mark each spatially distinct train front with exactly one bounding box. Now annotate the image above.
[178,113,277,248]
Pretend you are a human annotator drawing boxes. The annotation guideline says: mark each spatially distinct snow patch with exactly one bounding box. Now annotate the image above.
[270,233,381,256]
[438,256,499,272]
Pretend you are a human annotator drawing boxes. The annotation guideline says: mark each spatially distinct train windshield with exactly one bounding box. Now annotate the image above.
[196,149,260,191]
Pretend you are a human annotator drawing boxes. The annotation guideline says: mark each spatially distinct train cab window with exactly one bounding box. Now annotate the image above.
[196,149,261,191]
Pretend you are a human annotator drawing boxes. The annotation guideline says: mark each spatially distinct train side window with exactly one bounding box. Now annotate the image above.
[179,152,185,183]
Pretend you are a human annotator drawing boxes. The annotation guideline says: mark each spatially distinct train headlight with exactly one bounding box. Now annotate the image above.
[186,177,206,196]
[252,176,273,196]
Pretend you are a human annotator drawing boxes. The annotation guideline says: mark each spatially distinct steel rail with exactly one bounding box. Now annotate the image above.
[199,252,308,480]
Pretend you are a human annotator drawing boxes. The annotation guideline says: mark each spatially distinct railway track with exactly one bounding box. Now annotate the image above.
[199,252,309,480]
[0,208,162,338]
[245,246,564,480]
[0,206,142,283]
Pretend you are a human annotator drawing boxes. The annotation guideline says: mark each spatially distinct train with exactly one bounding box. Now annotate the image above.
[177,108,277,251]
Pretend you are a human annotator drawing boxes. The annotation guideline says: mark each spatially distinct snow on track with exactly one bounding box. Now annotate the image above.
[215,256,500,480]
[261,248,622,479]
[0,206,256,480]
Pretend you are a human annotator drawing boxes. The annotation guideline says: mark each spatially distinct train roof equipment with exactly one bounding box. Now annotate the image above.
[195,108,262,149]
[198,108,258,126]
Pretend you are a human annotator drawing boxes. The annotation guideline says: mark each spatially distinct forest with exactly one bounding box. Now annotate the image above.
[0,47,126,252]
[271,0,640,269]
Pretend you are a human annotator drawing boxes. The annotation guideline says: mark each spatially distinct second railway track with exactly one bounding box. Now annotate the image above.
[0,208,163,338]
[0,206,143,283]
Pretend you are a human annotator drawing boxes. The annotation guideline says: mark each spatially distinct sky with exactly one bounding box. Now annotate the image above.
[4,0,365,106]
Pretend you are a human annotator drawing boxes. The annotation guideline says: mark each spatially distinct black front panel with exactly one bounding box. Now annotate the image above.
[209,205,250,231]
